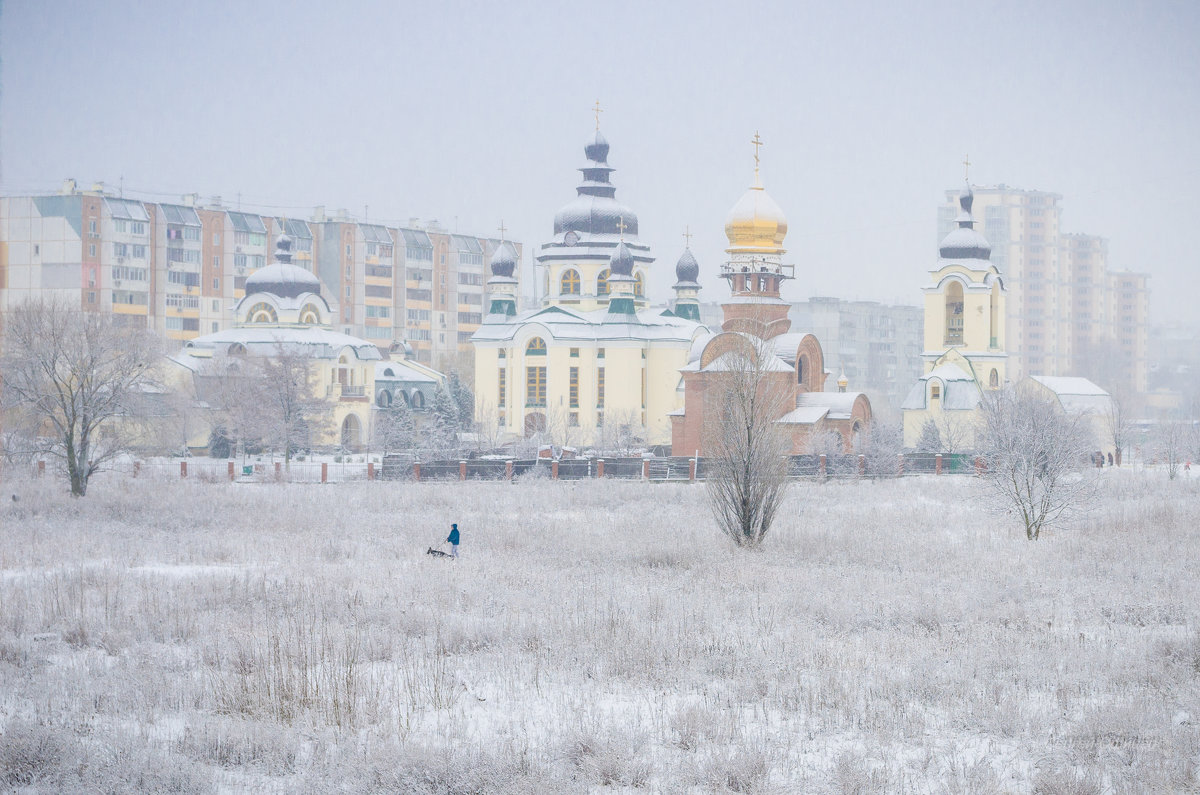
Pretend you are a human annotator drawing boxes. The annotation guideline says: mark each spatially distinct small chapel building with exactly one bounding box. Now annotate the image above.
[901,183,1008,448]
[669,138,872,455]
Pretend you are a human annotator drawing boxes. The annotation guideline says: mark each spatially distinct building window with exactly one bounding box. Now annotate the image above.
[569,412,579,427]
[641,368,646,408]
[944,281,964,345]
[213,277,219,289]
[498,369,506,408]
[931,383,941,401]
[89,220,97,235]
[596,269,611,297]
[597,367,605,408]
[570,348,579,357]
[526,337,547,356]
[89,244,96,257]
[213,232,221,245]
[212,299,219,311]
[634,272,645,297]
[247,302,277,323]
[526,366,546,407]
[569,367,579,408]
[560,268,580,295]
[597,347,605,359]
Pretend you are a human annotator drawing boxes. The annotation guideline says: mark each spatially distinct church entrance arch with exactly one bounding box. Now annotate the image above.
[341,414,362,450]
[524,412,547,437]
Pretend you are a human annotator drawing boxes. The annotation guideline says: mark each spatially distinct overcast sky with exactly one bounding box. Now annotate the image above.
[3,0,1197,322]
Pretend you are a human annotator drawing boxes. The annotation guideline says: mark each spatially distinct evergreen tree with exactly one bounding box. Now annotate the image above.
[428,381,460,455]
[447,370,475,427]
[916,419,942,453]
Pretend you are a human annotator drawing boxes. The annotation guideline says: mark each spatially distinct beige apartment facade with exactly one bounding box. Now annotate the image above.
[0,183,519,377]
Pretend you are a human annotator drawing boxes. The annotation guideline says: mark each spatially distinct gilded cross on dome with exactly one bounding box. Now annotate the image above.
[616,215,627,239]
[593,100,603,131]
[752,131,763,172]
[963,154,971,182]
[682,226,693,247]
[497,220,507,243]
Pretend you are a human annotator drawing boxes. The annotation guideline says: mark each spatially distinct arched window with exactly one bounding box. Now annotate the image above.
[989,283,1000,348]
[341,414,362,449]
[383,368,395,377]
[596,269,611,297]
[377,389,392,408]
[411,390,424,410]
[526,337,547,356]
[989,368,999,388]
[299,304,321,325]
[227,342,246,356]
[796,356,805,384]
[944,282,964,345]
[247,302,277,324]
[398,390,411,407]
[634,272,645,297]
[560,268,580,295]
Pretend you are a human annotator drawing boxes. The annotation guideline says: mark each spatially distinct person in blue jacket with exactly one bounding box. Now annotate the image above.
[447,523,460,558]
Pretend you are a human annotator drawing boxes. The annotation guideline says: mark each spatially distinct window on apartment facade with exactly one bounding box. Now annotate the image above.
[89,220,97,235]
[498,369,506,408]
[569,367,579,408]
[184,226,200,241]
[597,367,605,408]
[89,244,96,257]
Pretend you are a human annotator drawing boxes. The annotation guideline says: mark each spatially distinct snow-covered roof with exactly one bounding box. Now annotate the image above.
[471,304,706,344]
[776,406,829,425]
[1029,375,1112,415]
[901,363,981,411]
[796,391,862,420]
[180,326,382,361]
[375,359,437,383]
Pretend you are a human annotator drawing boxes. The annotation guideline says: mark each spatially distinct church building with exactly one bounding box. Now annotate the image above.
[669,136,872,455]
[471,123,708,445]
[169,232,390,453]
[901,182,1008,448]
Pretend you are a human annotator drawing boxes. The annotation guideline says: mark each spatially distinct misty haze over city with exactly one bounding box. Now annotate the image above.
[2,0,1197,320]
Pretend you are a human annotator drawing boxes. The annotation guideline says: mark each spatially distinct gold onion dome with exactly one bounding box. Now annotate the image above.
[724,133,787,254]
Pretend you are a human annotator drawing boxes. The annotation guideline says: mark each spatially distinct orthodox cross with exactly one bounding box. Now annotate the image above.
[963,154,971,182]
[498,220,507,243]
[682,226,693,248]
[752,131,763,171]
[593,100,603,131]
[616,215,627,239]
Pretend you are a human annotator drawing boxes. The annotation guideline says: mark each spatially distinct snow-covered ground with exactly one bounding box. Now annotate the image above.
[0,470,1197,792]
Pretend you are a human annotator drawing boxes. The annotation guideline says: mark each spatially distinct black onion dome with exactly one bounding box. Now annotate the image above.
[552,128,639,237]
[489,241,516,278]
[242,233,320,299]
[675,247,699,283]
[610,241,635,276]
[938,185,992,261]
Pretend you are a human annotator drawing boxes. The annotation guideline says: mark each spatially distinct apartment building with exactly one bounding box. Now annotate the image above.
[789,297,924,416]
[938,185,1149,397]
[0,183,520,373]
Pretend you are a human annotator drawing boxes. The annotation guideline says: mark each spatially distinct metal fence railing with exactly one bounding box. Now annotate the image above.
[126,452,984,485]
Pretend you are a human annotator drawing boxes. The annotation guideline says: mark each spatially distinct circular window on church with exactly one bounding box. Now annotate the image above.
[564,231,580,246]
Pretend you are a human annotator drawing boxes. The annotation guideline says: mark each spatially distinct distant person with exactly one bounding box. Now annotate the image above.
[1107,452,1114,467]
[447,523,460,559]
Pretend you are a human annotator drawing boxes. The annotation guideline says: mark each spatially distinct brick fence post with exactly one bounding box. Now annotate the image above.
[596,459,605,478]
[413,462,421,481]
[857,454,866,478]
[935,454,943,475]
[689,458,696,482]
[551,460,559,479]
[505,460,513,481]
[228,461,235,481]
[974,456,985,477]
[642,459,650,480]
[321,462,328,483]
[897,453,905,476]
[367,462,375,481]
[818,454,826,481]
[275,461,282,480]
[459,460,467,481]
[180,461,187,479]
[133,461,140,478]
[38,460,46,477]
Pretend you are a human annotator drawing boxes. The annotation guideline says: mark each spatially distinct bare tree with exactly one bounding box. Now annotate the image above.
[703,336,792,548]
[916,418,941,453]
[0,299,160,496]
[1153,419,1188,480]
[258,343,329,470]
[1105,391,1133,467]
[977,384,1097,540]
[856,420,903,476]
[195,357,270,464]
[595,408,645,455]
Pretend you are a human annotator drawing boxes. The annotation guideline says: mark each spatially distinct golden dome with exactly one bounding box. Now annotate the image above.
[724,180,787,255]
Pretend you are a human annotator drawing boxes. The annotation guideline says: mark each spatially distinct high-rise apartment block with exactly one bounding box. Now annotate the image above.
[0,181,520,372]
[938,186,1148,396]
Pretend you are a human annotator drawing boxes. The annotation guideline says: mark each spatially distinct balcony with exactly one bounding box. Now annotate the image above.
[328,383,367,401]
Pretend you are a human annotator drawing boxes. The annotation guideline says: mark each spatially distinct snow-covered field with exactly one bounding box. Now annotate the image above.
[1,470,1197,793]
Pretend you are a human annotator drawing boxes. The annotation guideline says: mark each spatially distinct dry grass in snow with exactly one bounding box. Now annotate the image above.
[0,469,1198,792]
